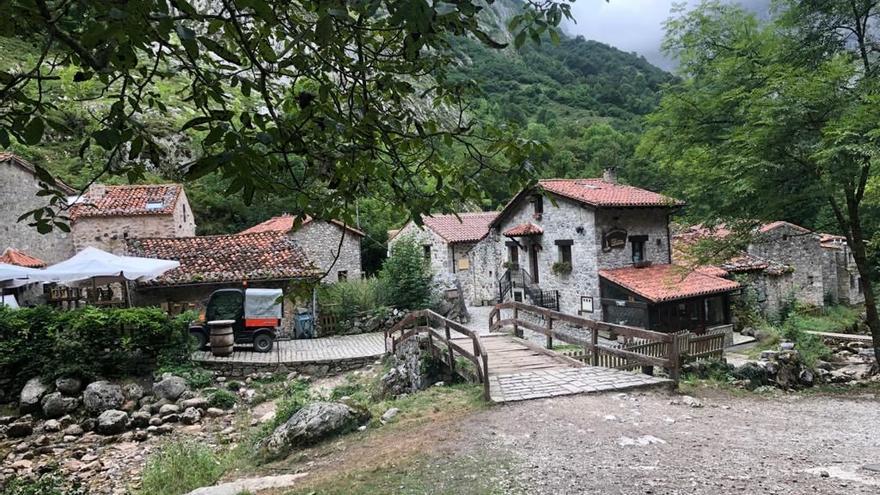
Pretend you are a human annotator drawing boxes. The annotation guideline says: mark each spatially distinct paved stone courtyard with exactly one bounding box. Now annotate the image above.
[488,367,672,402]
[192,332,385,365]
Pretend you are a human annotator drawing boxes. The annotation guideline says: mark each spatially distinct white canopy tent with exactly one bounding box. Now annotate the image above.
[37,247,180,284]
[0,263,44,289]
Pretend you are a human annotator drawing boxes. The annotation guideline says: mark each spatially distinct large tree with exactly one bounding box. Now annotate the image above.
[0,0,574,232]
[641,0,880,370]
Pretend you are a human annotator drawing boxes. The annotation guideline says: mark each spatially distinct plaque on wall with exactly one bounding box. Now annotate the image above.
[602,228,628,251]
[580,296,594,313]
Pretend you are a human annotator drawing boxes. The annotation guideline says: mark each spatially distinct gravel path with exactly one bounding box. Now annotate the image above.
[458,390,880,494]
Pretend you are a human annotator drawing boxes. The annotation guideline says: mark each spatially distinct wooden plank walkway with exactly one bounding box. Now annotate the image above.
[192,332,385,365]
[453,334,671,403]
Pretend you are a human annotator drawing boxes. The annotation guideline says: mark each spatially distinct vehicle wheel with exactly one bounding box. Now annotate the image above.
[253,333,274,353]
[191,331,208,351]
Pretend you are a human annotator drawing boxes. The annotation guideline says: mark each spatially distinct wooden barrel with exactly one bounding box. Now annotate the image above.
[208,320,235,357]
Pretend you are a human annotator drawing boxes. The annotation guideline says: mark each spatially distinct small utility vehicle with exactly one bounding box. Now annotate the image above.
[189,288,282,352]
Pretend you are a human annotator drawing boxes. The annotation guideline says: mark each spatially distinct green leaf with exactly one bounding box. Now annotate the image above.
[181,116,213,130]
[73,71,94,82]
[23,117,44,145]
[315,15,333,45]
[199,36,242,65]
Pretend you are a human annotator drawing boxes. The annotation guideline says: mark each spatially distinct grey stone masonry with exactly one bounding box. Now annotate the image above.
[0,156,74,264]
[748,223,825,307]
[289,220,362,282]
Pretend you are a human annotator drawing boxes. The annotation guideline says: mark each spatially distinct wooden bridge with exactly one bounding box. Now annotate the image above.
[385,302,694,403]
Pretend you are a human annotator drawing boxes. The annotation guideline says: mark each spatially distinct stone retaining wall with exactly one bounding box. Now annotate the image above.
[196,356,378,379]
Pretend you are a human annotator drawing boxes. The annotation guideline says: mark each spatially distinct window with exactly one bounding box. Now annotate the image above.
[423,245,431,261]
[807,275,814,285]
[206,291,243,322]
[532,195,543,217]
[507,243,519,267]
[555,239,573,266]
[705,296,725,326]
[338,270,348,281]
[630,236,647,263]
[859,278,864,294]
[851,275,856,289]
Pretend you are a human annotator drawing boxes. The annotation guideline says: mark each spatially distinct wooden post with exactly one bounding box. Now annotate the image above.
[668,332,683,383]
[513,305,521,338]
[546,317,553,349]
[445,321,455,373]
[590,328,599,366]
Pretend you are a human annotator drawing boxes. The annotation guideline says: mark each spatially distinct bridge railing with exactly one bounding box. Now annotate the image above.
[385,310,490,400]
[489,301,685,381]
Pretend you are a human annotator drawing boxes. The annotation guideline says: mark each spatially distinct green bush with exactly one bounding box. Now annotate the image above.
[208,389,237,410]
[0,472,86,495]
[782,319,832,367]
[380,235,432,311]
[138,440,225,495]
[318,278,388,321]
[0,306,191,393]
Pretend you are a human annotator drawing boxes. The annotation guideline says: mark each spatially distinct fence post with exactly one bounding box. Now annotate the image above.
[445,320,455,373]
[546,317,553,349]
[590,327,599,366]
[668,333,683,383]
[513,305,521,338]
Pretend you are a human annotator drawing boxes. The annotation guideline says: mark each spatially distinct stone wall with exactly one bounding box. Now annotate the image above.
[748,225,825,308]
[464,235,505,305]
[389,221,450,275]
[594,208,671,269]
[0,160,74,264]
[198,355,376,378]
[290,220,362,282]
[734,271,796,323]
[493,194,601,319]
[823,247,864,306]
[71,191,195,255]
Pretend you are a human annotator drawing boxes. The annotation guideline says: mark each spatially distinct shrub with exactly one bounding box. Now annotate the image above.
[0,472,86,495]
[0,306,191,393]
[318,278,388,322]
[782,319,831,367]
[551,261,572,276]
[380,235,432,310]
[208,389,237,410]
[138,440,225,495]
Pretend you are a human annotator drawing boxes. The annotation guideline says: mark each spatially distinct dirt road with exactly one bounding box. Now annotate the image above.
[460,389,880,494]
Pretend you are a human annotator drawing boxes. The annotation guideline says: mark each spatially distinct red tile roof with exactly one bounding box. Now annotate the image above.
[0,248,46,268]
[503,222,544,237]
[758,221,810,234]
[539,179,683,208]
[240,214,365,237]
[70,184,182,220]
[126,232,319,286]
[0,152,76,194]
[600,264,740,303]
[416,212,498,244]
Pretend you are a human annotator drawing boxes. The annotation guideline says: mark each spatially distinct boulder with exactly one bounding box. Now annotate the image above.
[55,377,82,396]
[159,404,181,416]
[83,381,124,414]
[19,378,50,414]
[180,407,201,425]
[153,376,188,401]
[95,410,128,435]
[41,392,79,419]
[380,407,400,423]
[379,367,410,398]
[259,402,370,460]
[62,424,84,437]
[130,411,151,428]
[180,397,208,410]
[122,383,145,401]
[42,419,61,432]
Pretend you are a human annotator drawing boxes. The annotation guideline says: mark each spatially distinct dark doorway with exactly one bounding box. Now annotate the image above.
[507,243,519,268]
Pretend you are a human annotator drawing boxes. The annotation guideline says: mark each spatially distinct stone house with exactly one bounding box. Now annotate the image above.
[388,212,502,304]
[481,176,739,334]
[126,231,319,335]
[240,214,364,282]
[0,153,76,264]
[673,221,865,322]
[69,184,196,254]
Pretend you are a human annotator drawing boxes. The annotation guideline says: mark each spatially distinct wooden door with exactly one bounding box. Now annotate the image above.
[529,244,539,284]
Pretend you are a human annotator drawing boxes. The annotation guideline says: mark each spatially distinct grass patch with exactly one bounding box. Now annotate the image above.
[785,305,860,334]
[137,440,227,495]
[208,388,237,410]
[282,452,519,495]
[266,379,313,431]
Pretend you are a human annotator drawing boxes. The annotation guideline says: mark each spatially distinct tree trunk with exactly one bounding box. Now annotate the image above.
[842,195,880,373]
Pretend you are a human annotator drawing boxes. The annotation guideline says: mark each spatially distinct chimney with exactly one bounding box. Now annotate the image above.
[89,183,107,198]
[602,168,617,184]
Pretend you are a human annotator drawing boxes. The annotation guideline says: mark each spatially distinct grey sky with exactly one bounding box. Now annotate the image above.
[562,0,771,70]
